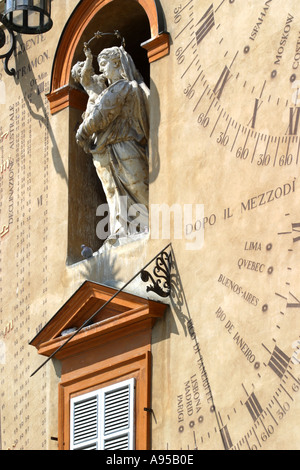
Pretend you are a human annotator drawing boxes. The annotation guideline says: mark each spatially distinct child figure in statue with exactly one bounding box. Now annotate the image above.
[74,45,149,246]
[71,47,107,119]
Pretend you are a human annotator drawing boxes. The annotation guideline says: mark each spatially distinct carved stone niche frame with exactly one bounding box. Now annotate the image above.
[47,0,170,115]
[30,281,167,450]
[48,0,170,264]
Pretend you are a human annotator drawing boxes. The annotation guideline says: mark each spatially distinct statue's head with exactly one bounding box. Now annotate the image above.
[97,46,143,84]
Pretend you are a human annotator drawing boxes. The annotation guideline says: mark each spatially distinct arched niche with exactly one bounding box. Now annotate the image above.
[47,0,169,114]
[50,0,169,264]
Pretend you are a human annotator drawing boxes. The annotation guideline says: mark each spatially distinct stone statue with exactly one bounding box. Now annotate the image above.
[72,45,149,246]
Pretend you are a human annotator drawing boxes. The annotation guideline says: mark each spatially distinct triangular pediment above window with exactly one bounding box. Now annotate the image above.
[30,281,167,359]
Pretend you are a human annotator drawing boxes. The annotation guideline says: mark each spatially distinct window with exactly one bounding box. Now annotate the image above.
[30,281,167,450]
[70,378,135,450]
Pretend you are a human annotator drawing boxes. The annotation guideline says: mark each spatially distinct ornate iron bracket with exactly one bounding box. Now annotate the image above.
[0,15,16,76]
[141,248,172,298]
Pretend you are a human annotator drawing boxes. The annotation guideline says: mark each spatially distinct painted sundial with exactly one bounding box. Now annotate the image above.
[153,0,300,450]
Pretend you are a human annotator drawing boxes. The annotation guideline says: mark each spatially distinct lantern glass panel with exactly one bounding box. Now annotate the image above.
[33,0,43,8]
[28,10,39,28]
[12,10,23,27]
[16,1,29,6]
[3,0,52,33]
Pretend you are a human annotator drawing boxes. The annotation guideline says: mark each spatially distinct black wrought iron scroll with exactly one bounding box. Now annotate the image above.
[0,20,16,76]
[141,248,172,298]
[140,246,189,334]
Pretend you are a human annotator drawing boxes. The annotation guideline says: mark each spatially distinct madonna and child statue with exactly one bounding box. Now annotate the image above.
[72,32,149,248]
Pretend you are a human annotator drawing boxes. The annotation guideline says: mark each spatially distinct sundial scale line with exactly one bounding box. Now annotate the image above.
[171,0,300,449]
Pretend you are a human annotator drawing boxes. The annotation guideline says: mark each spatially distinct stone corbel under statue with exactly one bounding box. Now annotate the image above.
[72,35,150,250]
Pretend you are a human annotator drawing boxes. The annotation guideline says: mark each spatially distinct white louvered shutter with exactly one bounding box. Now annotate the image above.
[70,391,99,450]
[102,378,135,450]
[70,378,135,450]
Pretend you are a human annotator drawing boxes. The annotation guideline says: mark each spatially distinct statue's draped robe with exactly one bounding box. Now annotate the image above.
[82,78,149,241]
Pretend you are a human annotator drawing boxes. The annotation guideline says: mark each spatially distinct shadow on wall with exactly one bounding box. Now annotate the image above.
[78,246,122,289]
[13,35,68,183]
[13,35,106,263]
[168,247,191,337]
[149,78,161,185]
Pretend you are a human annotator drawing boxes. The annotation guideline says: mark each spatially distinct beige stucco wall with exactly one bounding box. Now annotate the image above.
[0,0,300,450]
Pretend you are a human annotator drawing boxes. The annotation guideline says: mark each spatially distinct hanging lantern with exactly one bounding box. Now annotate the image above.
[0,0,53,75]
[3,0,53,34]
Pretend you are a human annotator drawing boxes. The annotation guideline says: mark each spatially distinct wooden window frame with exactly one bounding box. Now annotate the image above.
[30,281,167,450]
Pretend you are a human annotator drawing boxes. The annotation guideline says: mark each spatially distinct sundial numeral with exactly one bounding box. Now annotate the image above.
[287,107,300,135]
[220,424,233,450]
[195,4,215,45]
[245,392,263,422]
[214,66,231,100]
[292,222,300,243]
[268,345,290,379]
